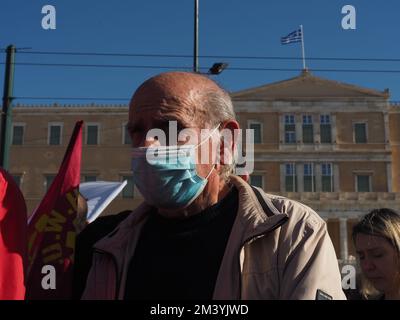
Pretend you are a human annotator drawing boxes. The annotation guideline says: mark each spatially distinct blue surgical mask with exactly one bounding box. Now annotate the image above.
[131,125,220,209]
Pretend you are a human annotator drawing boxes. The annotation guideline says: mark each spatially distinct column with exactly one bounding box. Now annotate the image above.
[279,114,284,150]
[333,163,340,192]
[296,113,302,151]
[332,114,337,150]
[314,113,320,149]
[280,163,285,193]
[387,163,393,192]
[315,163,322,192]
[339,217,348,261]
[297,163,304,192]
[383,112,390,151]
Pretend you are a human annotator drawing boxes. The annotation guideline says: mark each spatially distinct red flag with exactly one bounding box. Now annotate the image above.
[26,121,82,299]
[0,169,27,300]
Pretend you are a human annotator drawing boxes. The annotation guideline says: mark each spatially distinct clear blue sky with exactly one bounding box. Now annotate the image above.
[1,0,400,104]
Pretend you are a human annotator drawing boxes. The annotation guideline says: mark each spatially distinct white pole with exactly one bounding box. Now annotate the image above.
[300,25,306,70]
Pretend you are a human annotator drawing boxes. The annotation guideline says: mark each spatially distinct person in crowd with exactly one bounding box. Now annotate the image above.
[80,71,345,300]
[353,208,400,300]
[74,192,89,234]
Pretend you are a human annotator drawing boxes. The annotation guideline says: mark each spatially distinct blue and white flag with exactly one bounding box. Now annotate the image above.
[281,28,302,45]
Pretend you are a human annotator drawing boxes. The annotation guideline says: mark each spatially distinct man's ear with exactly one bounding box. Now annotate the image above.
[218,120,239,166]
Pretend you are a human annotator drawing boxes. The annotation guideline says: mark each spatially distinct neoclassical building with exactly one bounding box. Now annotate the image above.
[9,70,400,261]
[232,70,400,260]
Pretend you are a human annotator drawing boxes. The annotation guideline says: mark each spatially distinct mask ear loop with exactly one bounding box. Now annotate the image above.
[187,124,221,158]
[193,124,221,150]
[204,164,215,180]
[181,123,221,157]
[200,125,221,180]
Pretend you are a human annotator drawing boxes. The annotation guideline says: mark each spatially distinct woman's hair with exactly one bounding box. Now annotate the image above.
[352,208,400,299]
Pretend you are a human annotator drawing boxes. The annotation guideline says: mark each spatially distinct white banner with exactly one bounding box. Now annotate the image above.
[80,180,128,223]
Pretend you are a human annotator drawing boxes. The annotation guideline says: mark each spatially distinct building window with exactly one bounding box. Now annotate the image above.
[12,124,25,145]
[354,123,367,144]
[250,174,264,189]
[320,115,332,143]
[285,163,297,192]
[86,124,99,145]
[12,174,22,188]
[356,175,371,192]
[303,163,315,192]
[122,176,134,198]
[248,121,263,144]
[84,175,97,182]
[284,115,296,144]
[123,123,132,145]
[45,175,56,192]
[302,115,313,144]
[321,163,333,192]
[48,123,62,145]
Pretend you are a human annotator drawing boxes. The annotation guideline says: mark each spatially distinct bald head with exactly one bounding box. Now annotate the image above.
[132,72,221,104]
[129,72,231,128]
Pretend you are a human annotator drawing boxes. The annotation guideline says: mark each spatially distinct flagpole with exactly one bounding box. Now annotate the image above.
[300,25,306,70]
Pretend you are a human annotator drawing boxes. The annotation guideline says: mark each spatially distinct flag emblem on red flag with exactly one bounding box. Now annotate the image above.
[26,121,83,299]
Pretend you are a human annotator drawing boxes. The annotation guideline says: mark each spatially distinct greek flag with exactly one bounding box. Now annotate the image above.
[281,28,302,45]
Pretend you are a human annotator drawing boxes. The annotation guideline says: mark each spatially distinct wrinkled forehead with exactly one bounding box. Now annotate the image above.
[129,73,220,127]
[129,90,199,128]
[130,72,220,111]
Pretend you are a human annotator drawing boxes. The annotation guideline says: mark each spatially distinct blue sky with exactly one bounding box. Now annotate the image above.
[1,0,400,104]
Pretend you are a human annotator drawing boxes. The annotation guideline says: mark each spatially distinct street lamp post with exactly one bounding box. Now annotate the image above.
[193,2,228,76]
[208,63,228,75]
[0,45,16,170]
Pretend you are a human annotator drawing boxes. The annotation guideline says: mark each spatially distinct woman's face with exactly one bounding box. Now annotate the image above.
[355,233,399,294]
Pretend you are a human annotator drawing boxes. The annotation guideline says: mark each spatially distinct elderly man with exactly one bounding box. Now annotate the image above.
[82,72,345,300]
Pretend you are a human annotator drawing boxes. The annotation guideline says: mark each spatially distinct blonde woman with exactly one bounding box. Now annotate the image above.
[353,208,400,300]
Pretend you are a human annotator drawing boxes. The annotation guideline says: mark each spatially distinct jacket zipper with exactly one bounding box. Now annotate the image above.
[242,216,288,246]
[238,216,288,299]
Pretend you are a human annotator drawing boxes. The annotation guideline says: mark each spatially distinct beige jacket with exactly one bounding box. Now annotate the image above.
[82,176,346,300]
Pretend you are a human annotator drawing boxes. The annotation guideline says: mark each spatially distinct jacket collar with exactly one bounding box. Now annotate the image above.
[92,202,150,256]
[211,176,289,299]
[229,175,289,244]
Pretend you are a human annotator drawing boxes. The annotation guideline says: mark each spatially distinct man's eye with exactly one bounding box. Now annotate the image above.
[372,254,383,259]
